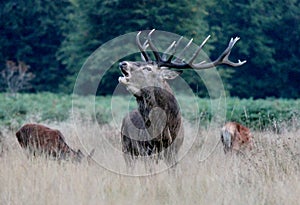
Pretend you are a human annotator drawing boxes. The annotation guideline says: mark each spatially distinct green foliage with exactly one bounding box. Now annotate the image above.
[0,93,71,129]
[0,0,69,92]
[225,98,300,130]
[173,95,300,131]
[0,93,299,131]
[205,0,300,98]
[0,0,299,98]
[185,97,300,131]
[58,0,210,94]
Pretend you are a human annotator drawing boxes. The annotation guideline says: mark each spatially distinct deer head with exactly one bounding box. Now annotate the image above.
[119,61,180,96]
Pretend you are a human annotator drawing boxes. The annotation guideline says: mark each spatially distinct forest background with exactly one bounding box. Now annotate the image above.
[1,0,299,99]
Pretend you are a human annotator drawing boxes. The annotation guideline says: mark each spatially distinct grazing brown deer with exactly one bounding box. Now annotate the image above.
[220,122,253,153]
[119,29,246,167]
[16,123,93,162]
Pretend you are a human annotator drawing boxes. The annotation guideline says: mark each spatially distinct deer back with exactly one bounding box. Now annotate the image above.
[16,124,84,162]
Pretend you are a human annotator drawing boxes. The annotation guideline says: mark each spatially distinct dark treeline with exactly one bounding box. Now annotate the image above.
[1,0,299,98]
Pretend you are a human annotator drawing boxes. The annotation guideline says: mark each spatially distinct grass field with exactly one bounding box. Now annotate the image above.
[0,93,300,204]
[1,118,300,205]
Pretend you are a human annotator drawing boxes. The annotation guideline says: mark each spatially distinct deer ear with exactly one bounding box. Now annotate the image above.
[161,69,182,80]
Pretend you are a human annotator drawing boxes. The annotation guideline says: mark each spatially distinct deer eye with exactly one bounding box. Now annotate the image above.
[143,67,152,71]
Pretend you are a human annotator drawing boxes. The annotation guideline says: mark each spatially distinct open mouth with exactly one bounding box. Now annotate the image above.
[121,67,129,77]
[119,66,131,84]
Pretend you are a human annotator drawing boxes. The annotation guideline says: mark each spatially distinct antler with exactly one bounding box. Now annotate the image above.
[136,29,246,70]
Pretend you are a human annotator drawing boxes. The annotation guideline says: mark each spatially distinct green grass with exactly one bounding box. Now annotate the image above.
[0,92,299,130]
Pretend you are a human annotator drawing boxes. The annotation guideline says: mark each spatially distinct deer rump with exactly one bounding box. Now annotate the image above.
[121,87,183,165]
[220,122,253,153]
[16,124,83,162]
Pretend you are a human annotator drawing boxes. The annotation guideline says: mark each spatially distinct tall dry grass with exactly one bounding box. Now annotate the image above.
[0,120,300,205]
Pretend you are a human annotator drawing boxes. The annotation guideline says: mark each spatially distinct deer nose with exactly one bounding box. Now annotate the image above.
[119,62,128,69]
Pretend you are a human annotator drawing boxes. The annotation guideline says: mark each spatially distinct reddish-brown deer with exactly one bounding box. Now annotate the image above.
[220,122,253,153]
[16,123,94,162]
[119,29,246,167]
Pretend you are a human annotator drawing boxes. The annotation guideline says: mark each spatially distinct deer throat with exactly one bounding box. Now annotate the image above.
[136,87,181,126]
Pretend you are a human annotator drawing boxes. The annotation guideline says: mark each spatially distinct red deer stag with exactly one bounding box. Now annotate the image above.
[221,122,253,153]
[16,123,93,162]
[119,29,246,167]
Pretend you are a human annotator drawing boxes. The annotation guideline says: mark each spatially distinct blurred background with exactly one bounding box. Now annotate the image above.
[1,0,299,98]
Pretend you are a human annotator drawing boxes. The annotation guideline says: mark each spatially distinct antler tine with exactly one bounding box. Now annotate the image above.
[220,37,247,67]
[147,29,163,62]
[162,40,176,61]
[136,31,150,62]
[166,36,183,62]
[142,39,149,49]
[140,39,149,62]
[173,37,193,63]
[187,35,210,64]
[191,36,247,69]
[164,36,183,63]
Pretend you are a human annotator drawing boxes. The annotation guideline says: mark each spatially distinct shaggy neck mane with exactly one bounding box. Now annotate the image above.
[135,86,181,129]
